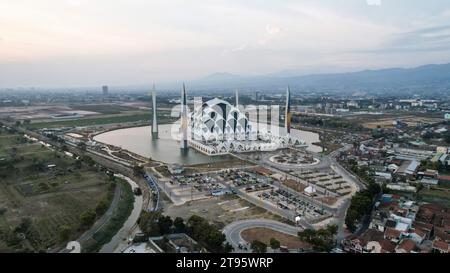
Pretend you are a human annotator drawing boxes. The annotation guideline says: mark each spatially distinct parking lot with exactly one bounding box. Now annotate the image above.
[292,170,353,196]
[252,187,332,222]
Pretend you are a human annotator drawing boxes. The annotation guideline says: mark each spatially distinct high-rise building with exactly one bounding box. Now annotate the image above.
[235,89,239,107]
[180,83,188,150]
[102,85,109,96]
[252,91,260,101]
[151,85,158,140]
[285,86,291,135]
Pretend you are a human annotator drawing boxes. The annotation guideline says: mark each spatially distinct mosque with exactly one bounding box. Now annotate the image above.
[151,85,306,155]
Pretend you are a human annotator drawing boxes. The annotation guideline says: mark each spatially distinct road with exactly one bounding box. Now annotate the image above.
[60,185,122,253]
[327,143,367,241]
[99,174,144,253]
[328,143,366,191]
[223,219,303,252]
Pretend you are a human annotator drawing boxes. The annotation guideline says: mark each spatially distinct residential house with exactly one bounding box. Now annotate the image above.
[395,239,416,253]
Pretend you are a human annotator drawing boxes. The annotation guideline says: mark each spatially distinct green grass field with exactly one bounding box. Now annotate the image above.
[29,113,152,129]
[70,104,137,115]
[28,110,175,129]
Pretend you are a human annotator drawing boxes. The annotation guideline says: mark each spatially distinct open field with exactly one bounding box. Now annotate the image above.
[390,187,450,208]
[0,128,114,252]
[419,188,450,207]
[29,113,152,129]
[183,158,255,174]
[241,227,310,249]
[69,104,137,115]
[282,179,307,193]
[164,195,283,229]
[357,115,443,129]
[29,110,176,129]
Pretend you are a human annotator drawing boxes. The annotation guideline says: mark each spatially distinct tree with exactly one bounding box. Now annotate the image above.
[223,242,233,253]
[138,211,161,236]
[95,198,110,216]
[79,210,96,227]
[345,207,359,233]
[186,215,229,253]
[58,225,71,242]
[74,159,82,169]
[445,132,450,144]
[158,215,173,235]
[269,238,281,250]
[14,218,32,234]
[77,142,87,152]
[326,225,338,236]
[251,240,267,253]
[133,165,145,176]
[81,155,95,167]
[297,225,337,252]
[173,217,186,233]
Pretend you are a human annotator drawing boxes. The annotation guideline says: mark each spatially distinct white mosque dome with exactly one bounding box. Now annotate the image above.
[190,98,252,141]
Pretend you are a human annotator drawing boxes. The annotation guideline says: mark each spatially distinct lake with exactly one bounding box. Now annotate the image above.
[93,124,322,165]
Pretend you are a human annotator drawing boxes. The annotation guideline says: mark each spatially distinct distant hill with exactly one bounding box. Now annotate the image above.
[162,63,450,93]
[201,72,241,81]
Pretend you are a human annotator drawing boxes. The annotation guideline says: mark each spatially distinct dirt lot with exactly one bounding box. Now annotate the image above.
[318,196,338,206]
[183,158,256,175]
[361,115,442,129]
[282,179,306,193]
[164,195,281,229]
[241,227,310,249]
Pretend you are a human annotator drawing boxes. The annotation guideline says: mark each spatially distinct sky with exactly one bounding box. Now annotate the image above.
[1,0,450,88]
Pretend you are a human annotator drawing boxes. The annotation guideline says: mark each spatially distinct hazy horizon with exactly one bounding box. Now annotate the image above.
[1,0,450,88]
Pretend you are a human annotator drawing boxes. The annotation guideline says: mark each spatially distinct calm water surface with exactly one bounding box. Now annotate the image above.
[93,124,322,164]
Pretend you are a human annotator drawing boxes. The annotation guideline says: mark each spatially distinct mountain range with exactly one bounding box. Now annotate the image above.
[160,63,450,93]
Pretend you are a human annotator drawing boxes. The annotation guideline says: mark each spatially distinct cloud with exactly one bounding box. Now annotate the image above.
[65,0,82,7]
[441,9,450,18]
[366,0,382,6]
[350,24,450,55]
[265,24,280,35]
[385,24,450,52]
[231,43,248,52]
[2,0,450,87]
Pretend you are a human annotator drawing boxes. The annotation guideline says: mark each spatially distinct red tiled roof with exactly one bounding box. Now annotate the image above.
[391,194,401,200]
[379,201,399,210]
[361,229,384,243]
[411,228,427,238]
[432,240,449,252]
[434,227,450,242]
[385,227,401,239]
[412,221,433,232]
[397,239,416,253]
[379,239,396,253]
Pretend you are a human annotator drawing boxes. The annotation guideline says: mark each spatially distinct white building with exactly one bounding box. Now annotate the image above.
[187,98,305,155]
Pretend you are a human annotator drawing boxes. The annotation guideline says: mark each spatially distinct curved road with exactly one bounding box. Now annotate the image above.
[60,184,122,253]
[223,219,303,252]
[99,174,144,253]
